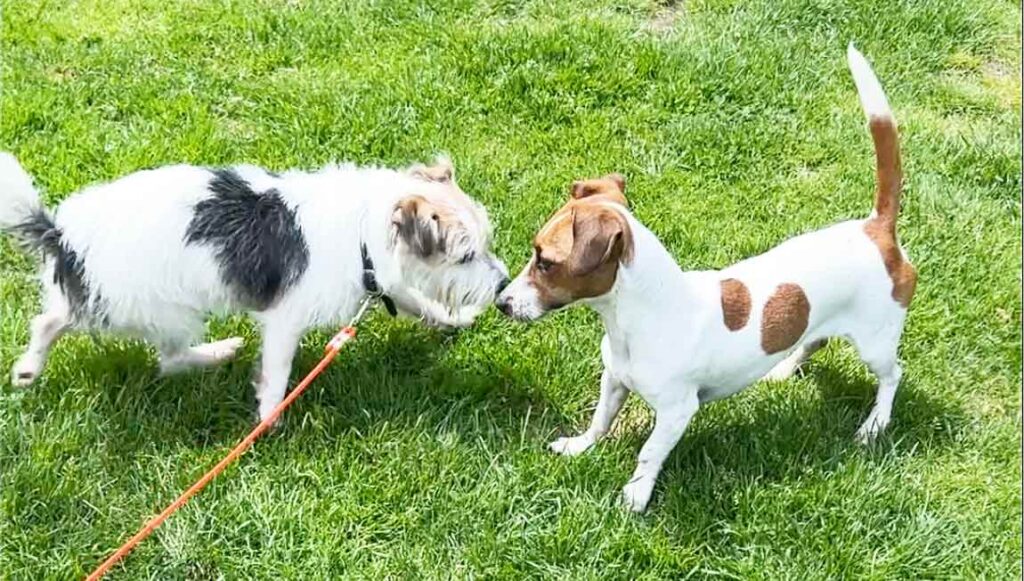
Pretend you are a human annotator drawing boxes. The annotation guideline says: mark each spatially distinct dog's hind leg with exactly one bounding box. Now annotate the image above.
[762,338,827,382]
[11,284,70,387]
[849,317,906,443]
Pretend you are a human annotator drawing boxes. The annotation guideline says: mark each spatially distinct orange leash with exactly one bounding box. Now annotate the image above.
[86,321,363,580]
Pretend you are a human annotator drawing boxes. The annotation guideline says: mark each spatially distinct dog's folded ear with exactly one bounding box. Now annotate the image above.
[567,207,633,276]
[604,173,626,194]
[392,195,446,258]
[406,156,455,184]
[570,174,627,206]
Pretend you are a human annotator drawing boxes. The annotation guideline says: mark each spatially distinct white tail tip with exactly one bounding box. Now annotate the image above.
[847,43,894,122]
[0,152,42,229]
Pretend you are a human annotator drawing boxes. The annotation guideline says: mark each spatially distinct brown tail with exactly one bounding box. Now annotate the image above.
[850,44,915,308]
[869,117,902,226]
[848,44,902,227]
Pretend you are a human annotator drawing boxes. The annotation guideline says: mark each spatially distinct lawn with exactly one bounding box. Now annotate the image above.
[1,0,1020,578]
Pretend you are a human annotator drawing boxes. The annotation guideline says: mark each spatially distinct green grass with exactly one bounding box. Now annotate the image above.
[1,0,1020,578]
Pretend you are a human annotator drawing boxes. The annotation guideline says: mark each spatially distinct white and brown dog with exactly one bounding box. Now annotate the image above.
[496,46,915,512]
[1,155,508,421]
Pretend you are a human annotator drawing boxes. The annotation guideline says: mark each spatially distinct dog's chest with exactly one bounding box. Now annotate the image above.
[602,330,671,401]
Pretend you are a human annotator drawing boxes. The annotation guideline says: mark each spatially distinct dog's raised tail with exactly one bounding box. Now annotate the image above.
[0,152,62,254]
[0,152,44,229]
[848,43,901,225]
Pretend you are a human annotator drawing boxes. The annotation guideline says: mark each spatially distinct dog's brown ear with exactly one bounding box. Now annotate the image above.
[407,157,454,184]
[570,180,596,199]
[567,206,633,275]
[604,173,626,194]
[570,174,628,206]
[392,195,446,258]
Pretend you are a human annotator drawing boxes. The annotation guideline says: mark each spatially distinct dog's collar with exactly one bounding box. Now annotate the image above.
[360,243,398,317]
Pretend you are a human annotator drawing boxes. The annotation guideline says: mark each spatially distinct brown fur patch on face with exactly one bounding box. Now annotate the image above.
[720,278,751,331]
[864,218,917,308]
[570,174,628,207]
[527,197,634,309]
[761,283,810,354]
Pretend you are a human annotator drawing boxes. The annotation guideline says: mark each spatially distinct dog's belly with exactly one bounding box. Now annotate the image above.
[696,381,754,403]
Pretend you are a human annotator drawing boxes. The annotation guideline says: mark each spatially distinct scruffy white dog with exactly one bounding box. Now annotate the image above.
[496,46,914,511]
[1,155,508,421]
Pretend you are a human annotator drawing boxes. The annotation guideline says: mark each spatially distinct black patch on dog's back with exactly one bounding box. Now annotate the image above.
[185,168,309,309]
[12,210,92,316]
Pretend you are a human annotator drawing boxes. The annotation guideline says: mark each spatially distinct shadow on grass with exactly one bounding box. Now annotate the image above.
[644,357,968,525]
[35,321,559,459]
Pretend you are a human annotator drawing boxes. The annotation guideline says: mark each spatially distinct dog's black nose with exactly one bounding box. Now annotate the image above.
[495,277,510,296]
[495,296,512,317]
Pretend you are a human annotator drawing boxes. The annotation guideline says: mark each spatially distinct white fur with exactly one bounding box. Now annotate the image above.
[499,48,910,512]
[0,152,42,230]
[848,43,892,122]
[3,158,507,421]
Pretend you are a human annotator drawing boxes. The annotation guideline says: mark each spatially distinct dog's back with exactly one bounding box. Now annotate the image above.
[693,45,916,390]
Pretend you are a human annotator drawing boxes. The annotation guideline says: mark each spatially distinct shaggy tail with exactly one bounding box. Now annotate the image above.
[847,44,901,225]
[0,152,61,253]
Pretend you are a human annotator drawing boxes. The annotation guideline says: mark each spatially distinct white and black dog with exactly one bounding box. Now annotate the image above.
[0,155,508,421]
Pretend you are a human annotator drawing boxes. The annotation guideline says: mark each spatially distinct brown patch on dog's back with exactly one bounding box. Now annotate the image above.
[761,283,810,354]
[720,278,751,331]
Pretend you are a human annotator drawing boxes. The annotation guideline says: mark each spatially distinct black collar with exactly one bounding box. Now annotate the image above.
[360,243,398,317]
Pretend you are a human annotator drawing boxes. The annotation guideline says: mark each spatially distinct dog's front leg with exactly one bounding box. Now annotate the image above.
[550,369,628,456]
[622,391,699,513]
[254,316,304,423]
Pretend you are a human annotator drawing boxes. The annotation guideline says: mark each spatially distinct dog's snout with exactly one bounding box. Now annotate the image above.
[495,276,510,296]
[496,295,513,316]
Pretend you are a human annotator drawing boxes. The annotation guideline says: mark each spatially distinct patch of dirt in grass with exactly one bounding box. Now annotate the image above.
[646,1,686,33]
[981,59,1020,110]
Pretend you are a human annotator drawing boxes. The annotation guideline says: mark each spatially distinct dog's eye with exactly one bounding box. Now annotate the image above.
[536,257,554,273]
[457,252,475,265]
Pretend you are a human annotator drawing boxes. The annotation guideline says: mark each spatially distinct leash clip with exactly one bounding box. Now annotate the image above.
[360,242,398,316]
[325,295,375,353]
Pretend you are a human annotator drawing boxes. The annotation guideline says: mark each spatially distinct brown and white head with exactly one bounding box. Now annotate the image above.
[385,156,509,326]
[495,173,633,321]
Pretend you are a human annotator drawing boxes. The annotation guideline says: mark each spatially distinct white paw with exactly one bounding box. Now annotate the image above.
[548,435,594,457]
[855,412,889,444]
[428,306,482,329]
[11,356,41,387]
[201,337,244,362]
[257,399,281,424]
[762,361,799,382]
[621,476,656,513]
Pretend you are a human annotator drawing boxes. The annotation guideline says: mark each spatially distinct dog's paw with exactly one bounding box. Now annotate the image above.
[10,357,41,387]
[427,306,482,330]
[621,476,655,513]
[455,305,486,327]
[762,361,799,382]
[256,401,285,428]
[855,411,889,444]
[199,337,244,362]
[548,435,594,457]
